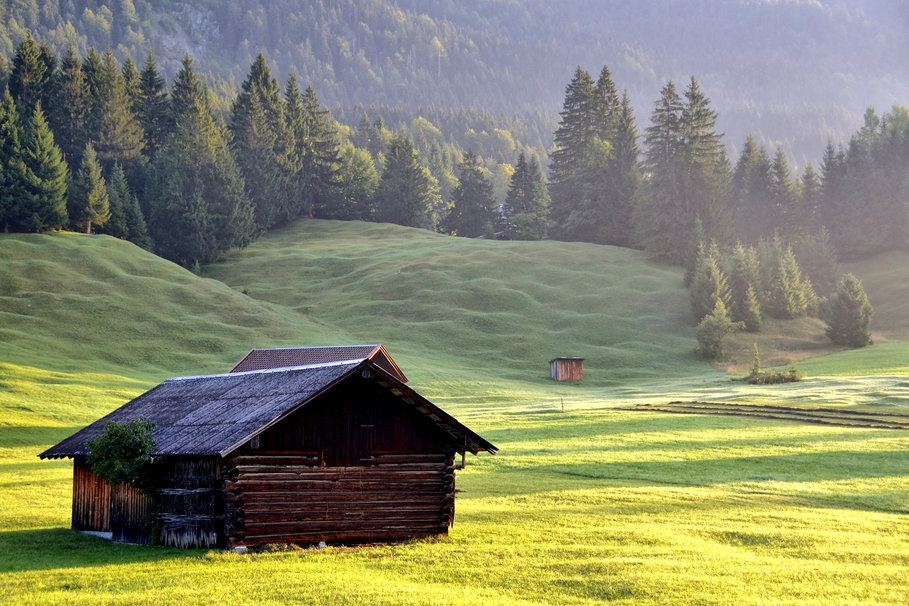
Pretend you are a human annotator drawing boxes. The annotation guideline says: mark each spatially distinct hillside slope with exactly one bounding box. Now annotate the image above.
[203,220,705,392]
[0,232,350,381]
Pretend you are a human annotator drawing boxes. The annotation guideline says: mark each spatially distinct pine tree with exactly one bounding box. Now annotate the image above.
[136,51,171,158]
[121,55,141,110]
[593,65,621,142]
[147,98,254,267]
[770,147,797,237]
[100,163,130,239]
[443,151,495,237]
[500,152,549,240]
[299,84,340,218]
[20,103,68,231]
[689,240,731,322]
[170,55,209,122]
[8,31,50,116]
[81,47,107,139]
[824,273,873,347]
[334,142,379,220]
[0,90,29,231]
[607,90,640,247]
[763,237,813,319]
[729,134,773,242]
[727,242,762,330]
[549,67,596,233]
[48,44,88,167]
[69,142,109,234]
[373,131,439,229]
[636,78,730,262]
[95,50,145,172]
[230,54,288,230]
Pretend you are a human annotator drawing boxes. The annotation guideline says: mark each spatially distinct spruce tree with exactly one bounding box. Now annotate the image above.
[689,240,732,322]
[824,273,873,347]
[549,67,596,233]
[8,31,50,116]
[695,299,742,361]
[20,103,68,231]
[81,47,107,139]
[501,152,549,240]
[770,147,797,237]
[100,163,130,239]
[170,55,209,122]
[147,98,254,267]
[373,131,438,229]
[230,54,288,230]
[0,90,29,231]
[95,50,145,172]
[636,78,730,262]
[136,51,171,158]
[729,134,773,242]
[443,151,495,237]
[69,142,109,234]
[48,44,88,167]
[299,84,340,218]
[334,142,379,221]
[727,242,762,331]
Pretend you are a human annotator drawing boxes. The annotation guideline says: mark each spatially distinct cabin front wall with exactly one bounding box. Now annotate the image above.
[72,457,110,532]
[223,376,458,547]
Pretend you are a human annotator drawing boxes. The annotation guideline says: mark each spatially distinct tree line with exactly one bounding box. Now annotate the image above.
[1,31,906,277]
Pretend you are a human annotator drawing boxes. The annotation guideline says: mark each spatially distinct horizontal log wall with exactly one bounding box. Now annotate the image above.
[224,452,456,547]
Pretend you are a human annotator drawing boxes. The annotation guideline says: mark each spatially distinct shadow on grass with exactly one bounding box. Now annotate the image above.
[0,528,206,573]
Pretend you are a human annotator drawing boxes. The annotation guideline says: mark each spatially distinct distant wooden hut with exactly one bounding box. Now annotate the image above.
[230,344,407,382]
[41,358,496,549]
[549,357,584,381]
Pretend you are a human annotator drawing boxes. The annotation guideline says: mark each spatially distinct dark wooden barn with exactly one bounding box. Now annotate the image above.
[40,358,496,549]
[549,357,584,381]
[229,344,408,382]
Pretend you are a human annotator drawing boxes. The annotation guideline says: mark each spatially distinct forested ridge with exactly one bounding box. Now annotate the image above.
[0,0,906,164]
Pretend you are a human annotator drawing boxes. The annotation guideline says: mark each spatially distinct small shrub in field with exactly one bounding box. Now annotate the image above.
[696,299,743,360]
[86,417,157,490]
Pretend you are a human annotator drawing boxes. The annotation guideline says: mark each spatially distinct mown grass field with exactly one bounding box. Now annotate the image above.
[1,221,907,604]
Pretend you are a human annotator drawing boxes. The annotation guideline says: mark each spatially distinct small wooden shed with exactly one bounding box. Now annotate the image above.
[40,358,496,549]
[549,357,584,381]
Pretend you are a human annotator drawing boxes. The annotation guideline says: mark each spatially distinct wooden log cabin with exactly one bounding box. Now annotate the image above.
[40,356,496,549]
[229,344,408,382]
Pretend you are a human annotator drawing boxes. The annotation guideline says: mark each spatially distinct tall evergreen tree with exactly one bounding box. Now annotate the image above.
[373,131,438,229]
[20,103,68,231]
[170,55,208,122]
[549,67,596,232]
[770,147,796,236]
[48,44,88,167]
[69,142,109,234]
[95,50,145,172]
[81,47,107,140]
[729,134,774,242]
[500,151,549,240]
[635,78,729,262]
[100,163,130,239]
[333,142,379,221]
[0,90,29,231]
[136,51,171,158]
[299,84,340,218]
[230,54,288,230]
[607,90,641,247]
[8,31,50,116]
[824,273,873,347]
[443,151,495,237]
[147,98,254,267]
[593,65,621,142]
[689,240,732,322]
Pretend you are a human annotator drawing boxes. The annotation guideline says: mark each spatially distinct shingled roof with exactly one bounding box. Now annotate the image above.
[229,345,407,382]
[40,359,495,460]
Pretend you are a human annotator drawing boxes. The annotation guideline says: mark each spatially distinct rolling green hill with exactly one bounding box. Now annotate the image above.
[2,222,908,605]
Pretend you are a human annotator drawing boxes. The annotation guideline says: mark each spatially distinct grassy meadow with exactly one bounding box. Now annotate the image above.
[1,221,907,604]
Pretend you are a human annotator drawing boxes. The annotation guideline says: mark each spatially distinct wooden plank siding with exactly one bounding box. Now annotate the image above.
[72,457,110,532]
[550,358,584,381]
[156,457,223,548]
